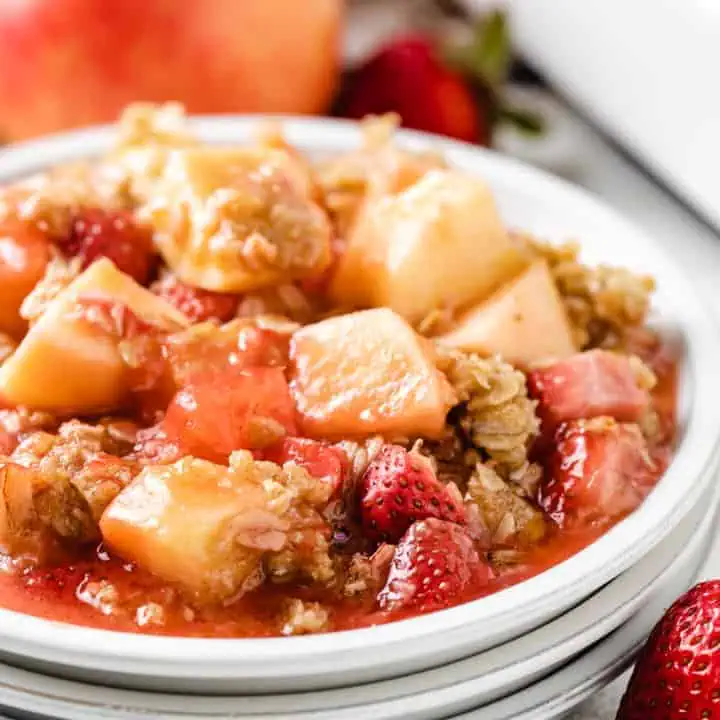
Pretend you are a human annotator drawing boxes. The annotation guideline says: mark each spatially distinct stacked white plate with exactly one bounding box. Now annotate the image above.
[1,118,719,719]
[1,469,717,720]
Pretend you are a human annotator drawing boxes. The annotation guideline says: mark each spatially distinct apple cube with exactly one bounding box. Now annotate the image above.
[140,146,332,292]
[438,260,576,367]
[100,457,287,602]
[0,259,188,414]
[329,169,526,323]
[290,308,457,439]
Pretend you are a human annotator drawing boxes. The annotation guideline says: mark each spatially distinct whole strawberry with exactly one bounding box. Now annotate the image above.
[616,580,720,719]
[341,35,486,145]
[60,209,155,285]
[360,444,465,543]
[378,518,493,612]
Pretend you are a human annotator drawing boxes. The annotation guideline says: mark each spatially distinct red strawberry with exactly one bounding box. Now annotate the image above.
[60,209,155,284]
[528,350,651,437]
[151,274,239,323]
[616,580,720,719]
[342,35,486,144]
[260,437,347,496]
[540,418,657,528]
[360,444,465,543]
[378,518,493,612]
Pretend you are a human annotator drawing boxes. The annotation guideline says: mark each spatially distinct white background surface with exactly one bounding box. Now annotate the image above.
[510,0,720,232]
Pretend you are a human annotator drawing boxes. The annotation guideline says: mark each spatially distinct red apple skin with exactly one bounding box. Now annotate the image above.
[0,0,343,140]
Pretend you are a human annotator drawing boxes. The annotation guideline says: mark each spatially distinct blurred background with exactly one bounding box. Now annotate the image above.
[0,0,716,232]
[0,0,545,156]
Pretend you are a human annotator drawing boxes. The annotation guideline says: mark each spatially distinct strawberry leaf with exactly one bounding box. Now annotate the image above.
[444,11,512,92]
[498,105,546,136]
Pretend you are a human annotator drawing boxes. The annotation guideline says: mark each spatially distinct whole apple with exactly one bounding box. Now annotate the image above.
[0,0,343,140]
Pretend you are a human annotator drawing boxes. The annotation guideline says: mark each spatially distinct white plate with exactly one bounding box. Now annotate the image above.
[1,463,717,720]
[1,117,719,692]
[459,515,716,720]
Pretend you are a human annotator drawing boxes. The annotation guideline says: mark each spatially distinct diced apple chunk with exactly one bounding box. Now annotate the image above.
[329,169,526,323]
[290,308,457,439]
[438,260,576,367]
[100,457,287,602]
[0,259,188,414]
[139,146,332,293]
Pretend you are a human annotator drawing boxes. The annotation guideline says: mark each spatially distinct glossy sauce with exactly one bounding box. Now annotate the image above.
[0,349,678,637]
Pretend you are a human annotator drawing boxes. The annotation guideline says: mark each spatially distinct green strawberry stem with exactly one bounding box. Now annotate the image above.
[444,10,546,140]
[497,105,546,136]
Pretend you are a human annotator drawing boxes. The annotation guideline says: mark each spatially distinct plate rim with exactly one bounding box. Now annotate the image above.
[1,470,717,719]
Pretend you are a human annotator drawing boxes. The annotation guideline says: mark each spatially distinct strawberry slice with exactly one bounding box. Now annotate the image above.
[151,274,239,323]
[540,418,657,528]
[60,209,155,285]
[162,366,297,464]
[260,437,347,496]
[342,35,485,144]
[360,444,465,543]
[528,350,650,435]
[616,580,720,719]
[378,518,493,612]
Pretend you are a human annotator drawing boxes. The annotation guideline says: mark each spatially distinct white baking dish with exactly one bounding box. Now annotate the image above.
[0,117,718,694]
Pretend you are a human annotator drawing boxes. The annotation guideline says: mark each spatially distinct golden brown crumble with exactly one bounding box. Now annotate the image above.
[20,251,82,325]
[136,146,332,293]
[466,464,547,548]
[522,235,655,349]
[228,451,336,585]
[280,598,330,636]
[236,283,318,325]
[436,346,539,476]
[316,114,446,238]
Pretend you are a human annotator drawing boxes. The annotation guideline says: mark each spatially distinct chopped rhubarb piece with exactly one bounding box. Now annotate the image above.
[528,350,651,434]
[163,366,297,463]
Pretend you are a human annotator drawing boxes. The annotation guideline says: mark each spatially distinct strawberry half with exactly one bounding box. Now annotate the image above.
[540,418,657,528]
[360,444,465,543]
[378,518,493,612]
[342,35,485,144]
[616,580,720,719]
[151,274,239,323]
[60,209,155,285]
